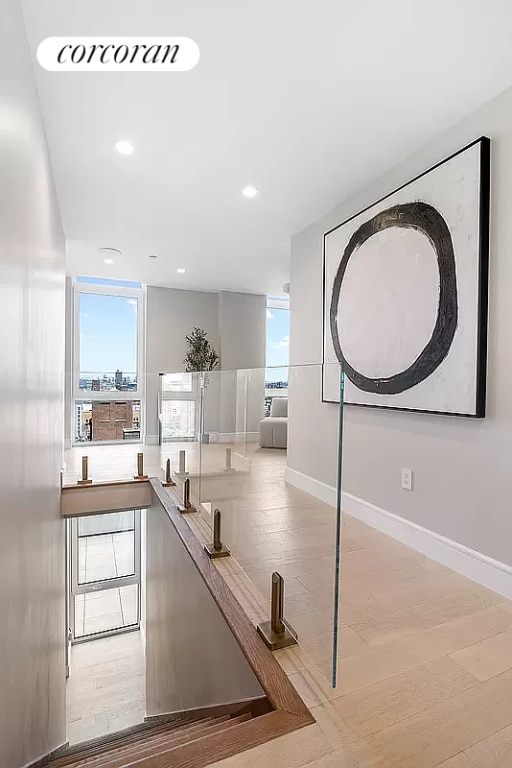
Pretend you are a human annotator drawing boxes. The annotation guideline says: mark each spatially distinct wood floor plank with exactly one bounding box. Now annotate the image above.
[321,633,446,696]
[450,628,512,681]
[365,668,512,768]
[433,755,477,768]
[64,443,512,768]
[464,722,512,767]
[333,656,479,738]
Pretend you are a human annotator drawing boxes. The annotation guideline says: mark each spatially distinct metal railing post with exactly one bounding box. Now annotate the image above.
[134,451,148,480]
[77,455,92,485]
[257,572,298,650]
[178,477,196,513]
[176,449,188,476]
[162,458,176,487]
[204,509,230,559]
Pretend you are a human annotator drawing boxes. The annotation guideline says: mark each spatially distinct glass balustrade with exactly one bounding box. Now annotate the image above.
[63,364,344,687]
[158,363,344,687]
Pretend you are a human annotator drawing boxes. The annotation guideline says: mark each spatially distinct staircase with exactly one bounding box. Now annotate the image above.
[46,712,254,768]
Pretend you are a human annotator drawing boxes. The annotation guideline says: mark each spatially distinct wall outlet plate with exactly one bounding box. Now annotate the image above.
[401,468,413,491]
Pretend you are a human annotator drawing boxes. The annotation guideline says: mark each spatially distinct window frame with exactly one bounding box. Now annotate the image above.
[71,278,146,445]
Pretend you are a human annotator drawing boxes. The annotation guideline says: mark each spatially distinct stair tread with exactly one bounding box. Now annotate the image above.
[93,714,252,768]
[59,716,231,768]
[48,717,205,768]
[54,714,250,768]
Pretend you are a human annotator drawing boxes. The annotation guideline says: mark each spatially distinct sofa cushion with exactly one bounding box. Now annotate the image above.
[270,397,288,418]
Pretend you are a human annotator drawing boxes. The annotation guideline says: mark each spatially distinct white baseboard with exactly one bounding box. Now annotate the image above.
[218,431,260,444]
[284,466,337,506]
[144,434,159,445]
[284,466,512,601]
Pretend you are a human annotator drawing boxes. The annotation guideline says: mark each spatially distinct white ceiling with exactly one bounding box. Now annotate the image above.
[21,0,512,296]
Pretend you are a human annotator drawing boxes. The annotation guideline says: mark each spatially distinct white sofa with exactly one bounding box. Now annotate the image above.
[259,397,288,448]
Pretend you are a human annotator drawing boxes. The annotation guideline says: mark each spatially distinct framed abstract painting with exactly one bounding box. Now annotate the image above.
[322,137,490,417]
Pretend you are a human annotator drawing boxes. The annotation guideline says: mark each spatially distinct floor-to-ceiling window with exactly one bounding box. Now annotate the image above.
[265,298,289,415]
[73,277,145,443]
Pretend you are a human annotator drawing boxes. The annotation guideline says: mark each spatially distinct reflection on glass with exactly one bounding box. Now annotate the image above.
[161,400,196,440]
[162,372,193,393]
[77,522,135,586]
[74,585,139,638]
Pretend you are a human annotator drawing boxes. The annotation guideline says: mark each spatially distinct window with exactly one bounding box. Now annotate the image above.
[73,278,144,443]
[265,298,289,415]
[74,400,141,443]
[160,372,199,441]
[76,276,142,289]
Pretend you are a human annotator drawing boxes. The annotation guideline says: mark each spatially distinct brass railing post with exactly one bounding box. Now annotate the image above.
[270,572,285,635]
[77,455,92,485]
[204,508,230,559]
[176,449,188,476]
[134,451,148,480]
[257,572,298,650]
[178,477,196,513]
[223,448,235,473]
[162,458,176,487]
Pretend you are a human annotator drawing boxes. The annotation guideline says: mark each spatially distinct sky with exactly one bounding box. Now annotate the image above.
[266,307,289,382]
[78,277,289,379]
[79,292,138,374]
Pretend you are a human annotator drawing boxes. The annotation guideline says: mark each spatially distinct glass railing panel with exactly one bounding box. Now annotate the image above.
[190,363,342,687]
[159,371,202,511]
[63,362,341,688]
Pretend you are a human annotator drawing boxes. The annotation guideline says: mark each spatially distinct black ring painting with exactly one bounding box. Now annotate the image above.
[322,137,490,417]
[329,202,458,395]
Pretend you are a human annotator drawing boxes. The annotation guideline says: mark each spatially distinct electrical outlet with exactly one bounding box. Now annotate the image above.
[401,468,413,491]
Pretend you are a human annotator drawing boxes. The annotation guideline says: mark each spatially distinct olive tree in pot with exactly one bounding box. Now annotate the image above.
[183,327,220,443]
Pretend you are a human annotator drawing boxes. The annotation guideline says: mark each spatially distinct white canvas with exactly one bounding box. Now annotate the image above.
[323,139,489,416]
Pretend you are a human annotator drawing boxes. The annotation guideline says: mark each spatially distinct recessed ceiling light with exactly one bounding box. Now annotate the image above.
[99,247,121,257]
[115,140,134,155]
[148,254,158,259]
[242,185,258,198]
[177,268,186,274]
[104,258,115,265]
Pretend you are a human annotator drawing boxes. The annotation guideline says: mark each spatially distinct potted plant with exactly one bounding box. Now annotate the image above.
[183,328,220,443]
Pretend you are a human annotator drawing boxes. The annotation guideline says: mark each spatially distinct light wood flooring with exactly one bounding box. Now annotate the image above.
[66,630,145,745]
[64,442,512,767]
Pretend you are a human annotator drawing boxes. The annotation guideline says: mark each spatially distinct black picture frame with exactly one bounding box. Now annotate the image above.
[321,136,491,418]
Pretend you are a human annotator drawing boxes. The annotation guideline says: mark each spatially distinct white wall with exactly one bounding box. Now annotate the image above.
[289,84,512,567]
[145,286,266,442]
[145,499,264,714]
[64,276,73,448]
[218,291,266,370]
[0,1,67,765]
[145,286,220,441]
[218,292,266,436]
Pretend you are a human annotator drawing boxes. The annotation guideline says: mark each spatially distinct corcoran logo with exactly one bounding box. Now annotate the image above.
[37,37,200,72]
